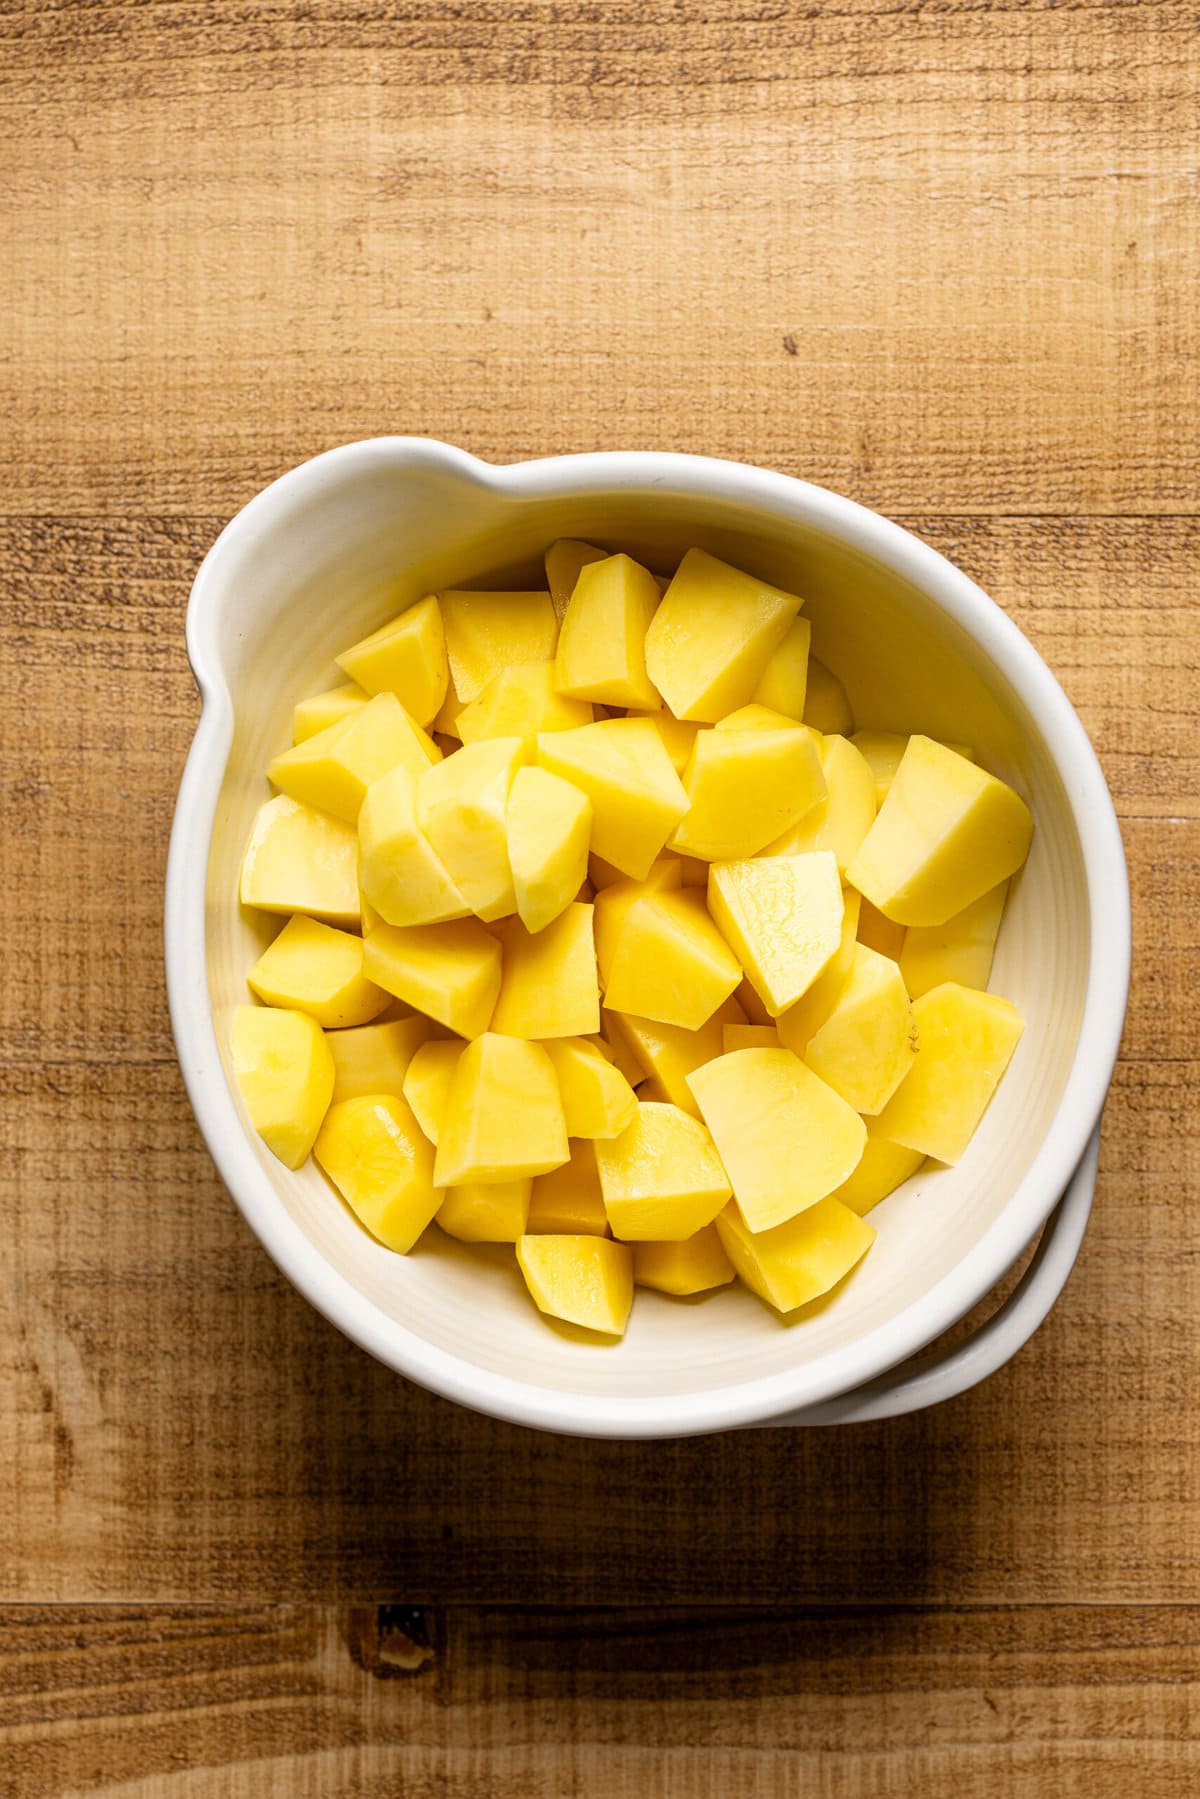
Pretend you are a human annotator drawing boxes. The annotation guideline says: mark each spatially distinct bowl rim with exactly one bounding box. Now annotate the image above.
[165,436,1131,1438]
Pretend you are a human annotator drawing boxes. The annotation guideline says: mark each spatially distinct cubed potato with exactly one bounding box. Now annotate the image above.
[363,918,501,1040]
[516,1234,633,1335]
[715,1195,875,1313]
[593,1019,651,1090]
[267,692,440,823]
[506,765,592,934]
[328,1016,439,1105]
[456,661,593,745]
[603,890,742,1031]
[803,942,919,1115]
[688,1048,866,1232]
[554,553,662,708]
[873,982,1024,1163]
[828,1120,926,1215]
[669,720,826,862]
[707,852,843,1017]
[595,1101,732,1241]
[632,1226,736,1296]
[335,594,449,727]
[846,737,1033,926]
[593,858,683,987]
[603,993,745,1120]
[545,538,607,618]
[857,896,906,960]
[851,731,977,807]
[293,680,369,743]
[802,657,853,735]
[491,903,600,1038]
[722,1023,780,1052]
[313,1094,442,1252]
[537,718,690,880]
[899,881,1009,999]
[625,709,702,774]
[247,915,391,1029]
[768,734,876,873]
[437,1178,531,1243]
[230,1004,335,1169]
[434,1033,569,1186]
[239,795,360,927]
[542,1036,638,1139]
[712,702,813,734]
[751,616,812,720]
[644,549,805,722]
[776,888,862,1053]
[417,735,530,921]
[439,588,559,701]
[401,1038,466,1144]
[527,1140,610,1235]
[358,763,470,928]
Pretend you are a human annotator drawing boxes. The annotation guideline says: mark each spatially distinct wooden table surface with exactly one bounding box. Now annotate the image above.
[3,2,1197,1793]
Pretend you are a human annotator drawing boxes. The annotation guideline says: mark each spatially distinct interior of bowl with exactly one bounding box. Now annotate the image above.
[195,447,1092,1416]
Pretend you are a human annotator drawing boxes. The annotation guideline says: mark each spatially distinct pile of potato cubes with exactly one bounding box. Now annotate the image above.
[232,540,1032,1338]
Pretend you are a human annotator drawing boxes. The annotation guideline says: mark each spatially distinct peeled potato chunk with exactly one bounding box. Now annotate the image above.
[688,1048,866,1233]
[293,680,368,743]
[846,736,1033,927]
[456,661,593,746]
[239,795,360,928]
[604,994,745,1120]
[434,1033,569,1187]
[516,1234,634,1336]
[417,735,529,922]
[707,852,843,1018]
[437,1178,531,1243]
[363,918,501,1040]
[491,904,600,1039]
[439,587,559,701]
[555,552,662,708]
[603,890,742,1032]
[268,691,439,823]
[632,1226,736,1296]
[358,763,470,928]
[803,941,919,1116]
[595,1101,732,1241]
[775,887,862,1054]
[669,719,826,862]
[751,616,811,720]
[644,549,805,723]
[402,1038,466,1145]
[626,708,702,774]
[715,1195,875,1314]
[230,1004,335,1169]
[506,765,592,934]
[802,657,853,735]
[336,594,449,727]
[722,1024,780,1052]
[872,982,1024,1164]
[770,734,876,874]
[828,1120,926,1216]
[537,718,689,881]
[313,1093,442,1252]
[544,538,606,619]
[543,1036,638,1139]
[527,1140,610,1235]
[593,858,683,987]
[328,1016,440,1106]
[248,915,391,1029]
[899,881,1009,1000]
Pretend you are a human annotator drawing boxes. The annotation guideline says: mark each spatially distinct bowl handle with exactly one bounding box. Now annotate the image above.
[756,1122,1102,1427]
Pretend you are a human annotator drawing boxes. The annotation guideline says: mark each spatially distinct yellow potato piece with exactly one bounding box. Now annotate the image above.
[846,736,1033,927]
[752,616,812,720]
[851,731,977,807]
[328,1016,440,1105]
[644,548,805,722]
[722,1023,780,1052]
[603,890,742,1032]
[401,1038,466,1144]
[439,588,559,702]
[293,680,368,743]
[267,691,440,824]
[527,1140,610,1235]
[434,1033,569,1186]
[555,552,662,708]
[247,915,391,1029]
[543,1036,638,1139]
[594,1019,651,1090]
[669,723,826,862]
[457,660,593,746]
[588,851,629,890]
[603,993,745,1120]
[432,668,465,740]
[632,1226,736,1296]
[358,763,470,928]
[735,976,774,1026]
[545,538,607,619]
[230,1004,335,1169]
[899,880,1009,1000]
[593,857,683,988]
[776,888,862,1053]
[769,734,876,874]
[506,765,592,934]
[417,735,529,921]
[516,1234,634,1336]
[313,1094,442,1253]
[537,718,690,881]
[828,1120,926,1216]
[491,903,600,1039]
[335,594,449,727]
[688,1048,866,1232]
[595,1101,732,1241]
[873,982,1024,1164]
[802,657,853,735]
[715,1195,875,1314]
[363,918,501,1040]
[712,702,812,734]
[857,895,906,960]
[437,1178,531,1243]
[804,942,919,1115]
[239,795,360,928]
[625,709,702,774]
[707,851,843,1017]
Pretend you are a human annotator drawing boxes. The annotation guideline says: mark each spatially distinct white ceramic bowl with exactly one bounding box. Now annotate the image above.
[166,439,1130,1438]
